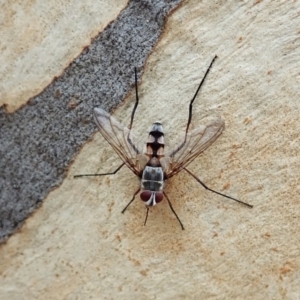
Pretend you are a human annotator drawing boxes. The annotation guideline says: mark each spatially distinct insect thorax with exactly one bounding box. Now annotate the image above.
[141,166,164,192]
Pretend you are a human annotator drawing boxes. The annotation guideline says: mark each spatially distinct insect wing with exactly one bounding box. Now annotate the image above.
[93,107,148,176]
[161,118,225,178]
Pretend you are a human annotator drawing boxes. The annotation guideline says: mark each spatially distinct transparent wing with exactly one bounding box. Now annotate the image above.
[93,107,148,176]
[161,119,225,179]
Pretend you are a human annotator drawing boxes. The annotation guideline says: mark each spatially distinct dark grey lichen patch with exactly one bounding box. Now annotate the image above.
[0,0,182,242]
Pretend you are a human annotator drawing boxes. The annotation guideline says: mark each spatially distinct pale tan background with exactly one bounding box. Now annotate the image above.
[1,0,300,299]
[0,0,128,112]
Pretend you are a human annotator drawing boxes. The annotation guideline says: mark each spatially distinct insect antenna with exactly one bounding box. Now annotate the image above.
[163,192,185,230]
[185,55,218,141]
[74,163,125,178]
[184,168,253,208]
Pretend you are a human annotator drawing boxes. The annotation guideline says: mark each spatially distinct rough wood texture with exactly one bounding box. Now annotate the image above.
[1,0,299,299]
[0,0,129,112]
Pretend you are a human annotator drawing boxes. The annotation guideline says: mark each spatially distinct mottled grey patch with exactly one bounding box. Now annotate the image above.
[0,0,182,242]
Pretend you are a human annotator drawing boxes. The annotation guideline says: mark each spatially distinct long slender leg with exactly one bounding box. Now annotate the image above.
[185,55,218,139]
[128,67,139,131]
[121,187,141,213]
[163,191,185,230]
[170,56,218,158]
[126,67,141,154]
[184,168,253,208]
[144,206,149,226]
[74,163,125,178]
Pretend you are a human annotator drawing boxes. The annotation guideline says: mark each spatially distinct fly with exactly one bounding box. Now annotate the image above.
[74,55,253,230]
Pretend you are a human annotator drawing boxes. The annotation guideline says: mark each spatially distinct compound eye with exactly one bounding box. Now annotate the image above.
[155,192,163,203]
[140,190,152,202]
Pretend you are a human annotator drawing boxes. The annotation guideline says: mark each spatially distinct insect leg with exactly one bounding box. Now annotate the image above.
[184,168,253,208]
[185,55,218,140]
[121,187,141,213]
[169,56,218,158]
[163,192,185,230]
[144,206,149,226]
[126,67,141,153]
[74,163,125,178]
[128,67,139,131]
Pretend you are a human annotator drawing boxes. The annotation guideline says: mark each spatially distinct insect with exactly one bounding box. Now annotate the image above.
[74,56,252,229]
